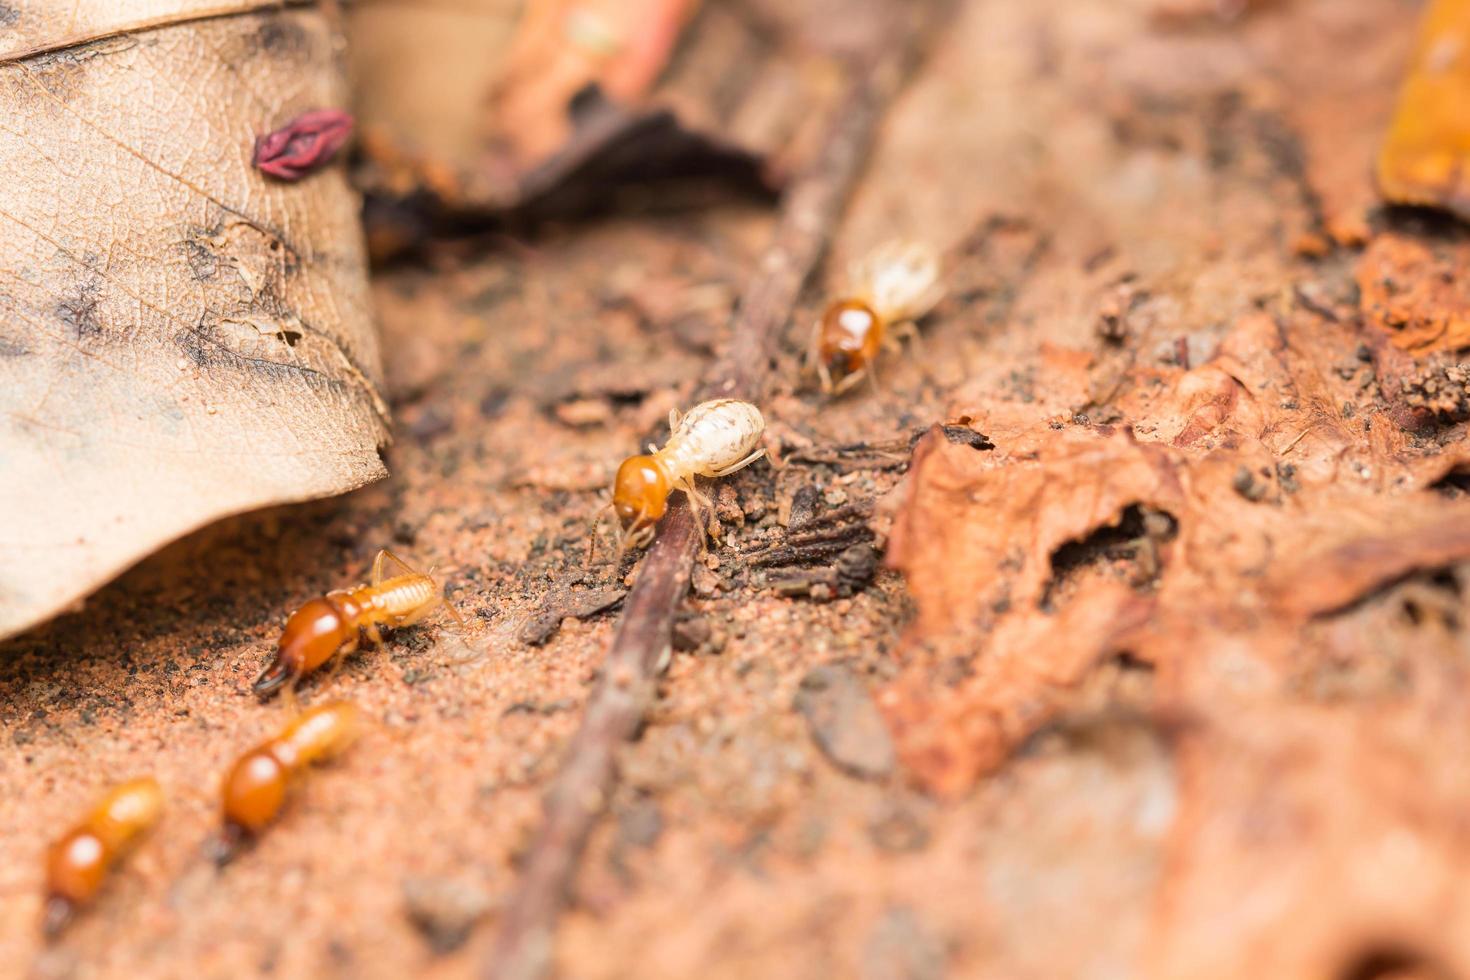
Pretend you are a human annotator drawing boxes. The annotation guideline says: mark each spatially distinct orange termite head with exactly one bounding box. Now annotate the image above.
[213,747,287,865]
[42,830,103,938]
[612,454,671,550]
[817,298,882,390]
[253,597,350,698]
[213,701,360,865]
[43,777,163,937]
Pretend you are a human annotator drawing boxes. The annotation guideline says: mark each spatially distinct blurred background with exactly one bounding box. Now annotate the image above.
[4,1,1470,978]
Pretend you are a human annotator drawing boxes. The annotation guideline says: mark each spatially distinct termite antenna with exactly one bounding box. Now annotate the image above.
[586,496,617,568]
[804,317,830,393]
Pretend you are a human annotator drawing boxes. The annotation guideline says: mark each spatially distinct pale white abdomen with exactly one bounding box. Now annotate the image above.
[368,575,438,621]
[850,240,943,325]
[659,399,765,480]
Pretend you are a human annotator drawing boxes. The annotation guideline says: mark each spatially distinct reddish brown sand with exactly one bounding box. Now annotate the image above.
[5,2,1467,978]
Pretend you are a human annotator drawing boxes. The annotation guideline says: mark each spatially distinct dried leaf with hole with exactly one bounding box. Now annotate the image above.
[0,2,389,641]
[881,312,1470,798]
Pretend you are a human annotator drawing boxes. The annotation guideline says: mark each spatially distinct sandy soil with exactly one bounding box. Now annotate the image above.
[5,2,1467,978]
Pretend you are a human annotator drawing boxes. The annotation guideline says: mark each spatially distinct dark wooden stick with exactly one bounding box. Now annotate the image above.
[483,26,931,980]
[702,70,898,404]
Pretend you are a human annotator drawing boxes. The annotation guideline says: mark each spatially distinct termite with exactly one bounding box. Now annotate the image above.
[810,240,945,394]
[42,777,164,937]
[213,700,360,865]
[603,398,767,552]
[252,549,472,700]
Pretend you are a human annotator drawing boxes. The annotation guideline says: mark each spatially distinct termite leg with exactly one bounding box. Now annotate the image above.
[315,636,359,695]
[388,580,479,662]
[816,356,835,395]
[603,506,625,570]
[668,408,683,432]
[889,319,924,356]
[888,319,933,385]
[833,366,868,396]
[759,427,788,471]
[391,604,431,630]
[320,653,347,692]
[438,596,471,633]
[679,478,719,545]
[373,548,425,584]
[436,596,482,664]
[671,478,704,550]
[803,319,821,375]
[399,568,472,626]
[705,448,767,478]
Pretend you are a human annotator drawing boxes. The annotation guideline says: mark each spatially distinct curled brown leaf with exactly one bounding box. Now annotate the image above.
[882,312,1470,797]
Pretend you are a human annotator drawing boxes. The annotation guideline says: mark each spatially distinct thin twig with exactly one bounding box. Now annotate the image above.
[483,18,935,980]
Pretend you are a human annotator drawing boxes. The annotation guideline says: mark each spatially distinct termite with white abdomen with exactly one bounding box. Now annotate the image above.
[599,398,767,554]
[810,240,945,394]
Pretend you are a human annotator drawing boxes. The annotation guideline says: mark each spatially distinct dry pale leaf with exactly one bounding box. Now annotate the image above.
[0,2,389,640]
[0,0,291,62]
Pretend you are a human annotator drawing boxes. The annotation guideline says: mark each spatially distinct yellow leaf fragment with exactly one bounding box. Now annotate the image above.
[1377,0,1470,218]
